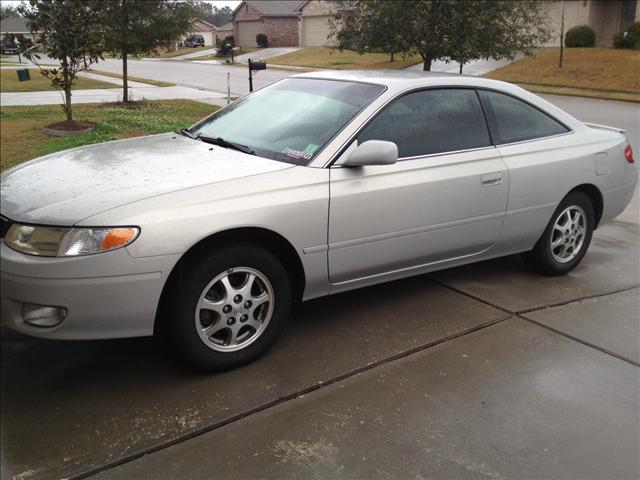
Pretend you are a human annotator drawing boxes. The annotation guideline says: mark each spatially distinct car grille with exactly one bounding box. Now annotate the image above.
[0,216,12,238]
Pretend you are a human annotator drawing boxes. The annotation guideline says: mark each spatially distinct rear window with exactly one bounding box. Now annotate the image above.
[479,90,569,144]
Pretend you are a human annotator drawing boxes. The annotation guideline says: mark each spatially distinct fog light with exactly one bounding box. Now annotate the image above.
[21,303,67,327]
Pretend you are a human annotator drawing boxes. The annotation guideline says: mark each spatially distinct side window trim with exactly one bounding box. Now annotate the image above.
[476,88,573,146]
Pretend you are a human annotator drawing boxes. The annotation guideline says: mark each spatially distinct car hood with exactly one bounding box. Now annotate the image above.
[0,133,292,225]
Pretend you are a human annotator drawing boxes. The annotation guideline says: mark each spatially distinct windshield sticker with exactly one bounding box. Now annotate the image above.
[283,147,313,161]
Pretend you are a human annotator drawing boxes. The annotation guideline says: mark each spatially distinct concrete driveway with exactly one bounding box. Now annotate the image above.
[1,97,638,480]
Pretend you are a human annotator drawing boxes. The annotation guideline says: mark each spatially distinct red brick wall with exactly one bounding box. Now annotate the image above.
[234,2,261,21]
[263,17,299,47]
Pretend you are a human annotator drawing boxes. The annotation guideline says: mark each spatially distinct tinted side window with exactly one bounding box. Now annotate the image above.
[358,89,491,158]
[479,90,569,144]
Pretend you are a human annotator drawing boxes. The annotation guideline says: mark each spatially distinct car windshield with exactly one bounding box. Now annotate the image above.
[189,78,385,165]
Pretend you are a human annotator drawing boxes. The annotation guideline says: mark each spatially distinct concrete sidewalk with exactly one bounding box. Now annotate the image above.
[0,85,226,106]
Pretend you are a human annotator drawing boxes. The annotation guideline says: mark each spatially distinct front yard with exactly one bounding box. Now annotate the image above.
[0,100,217,171]
[265,47,422,70]
[484,48,640,100]
[1,69,116,92]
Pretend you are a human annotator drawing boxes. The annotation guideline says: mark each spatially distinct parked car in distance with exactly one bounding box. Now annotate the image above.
[1,71,637,371]
[184,34,205,48]
[0,42,18,55]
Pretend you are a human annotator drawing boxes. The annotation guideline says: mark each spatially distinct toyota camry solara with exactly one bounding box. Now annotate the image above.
[1,71,637,370]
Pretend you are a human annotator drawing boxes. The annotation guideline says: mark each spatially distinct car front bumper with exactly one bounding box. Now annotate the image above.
[0,242,180,339]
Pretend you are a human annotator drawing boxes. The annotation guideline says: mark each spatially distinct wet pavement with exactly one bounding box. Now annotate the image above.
[1,97,639,479]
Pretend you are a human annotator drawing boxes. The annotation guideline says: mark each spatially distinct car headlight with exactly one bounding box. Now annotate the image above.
[4,224,140,257]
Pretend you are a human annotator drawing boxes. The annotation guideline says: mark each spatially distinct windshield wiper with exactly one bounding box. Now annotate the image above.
[198,135,255,155]
[177,128,197,139]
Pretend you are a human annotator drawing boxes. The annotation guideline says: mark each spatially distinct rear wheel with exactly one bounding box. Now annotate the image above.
[169,245,292,371]
[523,191,594,276]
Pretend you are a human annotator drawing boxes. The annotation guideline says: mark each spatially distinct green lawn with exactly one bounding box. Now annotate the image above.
[265,47,422,70]
[88,69,175,87]
[1,100,217,171]
[1,69,117,92]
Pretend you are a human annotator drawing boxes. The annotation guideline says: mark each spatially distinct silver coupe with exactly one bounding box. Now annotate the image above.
[1,71,637,370]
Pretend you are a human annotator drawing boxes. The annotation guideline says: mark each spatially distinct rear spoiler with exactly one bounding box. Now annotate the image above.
[584,122,626,134]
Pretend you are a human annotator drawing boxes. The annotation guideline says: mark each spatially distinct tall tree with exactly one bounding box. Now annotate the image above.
[1,3,23,19]
[101,0,196,103]
[20,0,104,123]
[194,2,232,26]
[331,0,550,71]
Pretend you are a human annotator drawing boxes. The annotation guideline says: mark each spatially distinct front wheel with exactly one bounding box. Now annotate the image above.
[169,245,292,371]
[523,191,594,276]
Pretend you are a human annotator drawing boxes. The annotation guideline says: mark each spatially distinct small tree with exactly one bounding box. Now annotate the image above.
[331,0,409,62]
[20,0,104,124]
[101,0,196,103]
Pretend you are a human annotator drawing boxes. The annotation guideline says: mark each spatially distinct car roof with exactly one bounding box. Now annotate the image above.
[292,69,521,95]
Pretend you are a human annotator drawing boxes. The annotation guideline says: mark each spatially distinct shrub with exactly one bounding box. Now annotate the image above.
[564,25,596,48]
[565,25,596,47]
[217,35,234,47]
[614,22,640,49]
[256,33,268,48]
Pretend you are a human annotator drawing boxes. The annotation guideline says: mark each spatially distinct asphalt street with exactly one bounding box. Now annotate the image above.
[1,91,638,479]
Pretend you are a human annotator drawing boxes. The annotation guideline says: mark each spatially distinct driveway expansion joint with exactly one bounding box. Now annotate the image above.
[70,314,514,480]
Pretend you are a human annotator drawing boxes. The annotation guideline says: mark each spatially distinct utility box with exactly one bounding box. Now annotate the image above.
[16,69,30,82]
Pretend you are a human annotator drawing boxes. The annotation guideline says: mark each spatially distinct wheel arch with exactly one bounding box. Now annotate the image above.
[154,227,306,335]
[568,183,604,228]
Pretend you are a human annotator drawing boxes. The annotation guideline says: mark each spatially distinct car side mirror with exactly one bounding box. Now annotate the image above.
[342,140,398,167]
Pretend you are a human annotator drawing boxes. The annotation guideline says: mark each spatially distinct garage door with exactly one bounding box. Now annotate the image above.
[302,16,331,47]
[194,31,214,46]
[237,21,263,47]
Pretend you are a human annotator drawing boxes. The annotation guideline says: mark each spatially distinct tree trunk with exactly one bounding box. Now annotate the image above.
[122,45,129,103]
[64,84,73,121]
[459,60,463,74]
[62,58,73,121]
[390,51,394,62]
[422,54,432,71]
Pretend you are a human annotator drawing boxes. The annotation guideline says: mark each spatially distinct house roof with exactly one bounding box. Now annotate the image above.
[0,17,30,34]
[233,1,302,17]
[217,22,234,31]
[194,18,217,29]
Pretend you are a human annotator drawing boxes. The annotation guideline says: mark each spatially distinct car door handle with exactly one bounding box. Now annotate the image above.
[481,173,502,187]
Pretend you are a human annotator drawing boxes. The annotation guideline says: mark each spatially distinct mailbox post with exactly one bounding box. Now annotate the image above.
[248,59,266,92]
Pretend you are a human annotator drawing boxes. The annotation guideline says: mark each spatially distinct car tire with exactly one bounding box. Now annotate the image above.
[523,191,594,276]
[169,244,292,371]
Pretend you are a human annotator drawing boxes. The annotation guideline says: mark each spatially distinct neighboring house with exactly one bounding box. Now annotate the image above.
[186,19,218,46]
[216,22,234,41]
[0,16,38,42]
[232,0,300,47]
[546,0,639,47]
[295,0,337,47]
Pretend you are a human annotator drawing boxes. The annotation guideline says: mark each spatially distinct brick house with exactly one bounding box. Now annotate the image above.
[232,0,300,47]
[186,19,218,46]
[295,0,338,47]
[546,0,640,47]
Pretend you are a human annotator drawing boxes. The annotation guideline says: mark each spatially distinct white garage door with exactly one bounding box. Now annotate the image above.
[302,16,331,47]
[194,31,214,46]
[237,21,263,47]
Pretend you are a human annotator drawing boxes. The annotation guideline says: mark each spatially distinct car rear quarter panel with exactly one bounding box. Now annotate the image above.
[494,128,633,255]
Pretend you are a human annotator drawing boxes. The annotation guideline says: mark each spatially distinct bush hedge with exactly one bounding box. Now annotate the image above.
[565,25,596,47]
[256,33,268,48]
[614,22,640,49]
